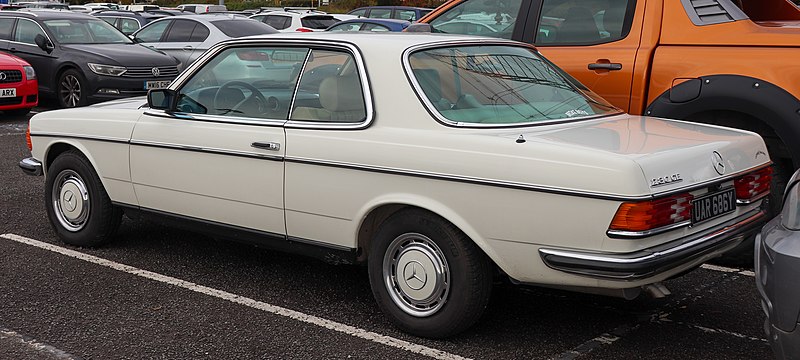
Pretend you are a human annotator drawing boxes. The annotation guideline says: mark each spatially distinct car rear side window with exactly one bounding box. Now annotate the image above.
[190,23,210,41]
[165,19,196,42]
[535,0,635,45]
[300,16,337,30]
[212,19,277,37]
[427,0,520,39]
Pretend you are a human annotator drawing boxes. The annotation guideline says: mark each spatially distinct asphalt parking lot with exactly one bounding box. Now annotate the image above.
[0,111,773,359]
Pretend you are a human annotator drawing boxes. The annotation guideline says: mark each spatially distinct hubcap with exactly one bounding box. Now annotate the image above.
[383,233,449,317]
[60,74,81,108]
[52,170,90,232]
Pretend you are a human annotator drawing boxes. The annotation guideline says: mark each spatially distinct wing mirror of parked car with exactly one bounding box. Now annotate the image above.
[35,34,54,54]
[147,89,178,111]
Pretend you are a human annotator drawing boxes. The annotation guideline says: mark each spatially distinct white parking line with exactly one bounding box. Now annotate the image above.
[700,264,756,277]
[0,233,468,360]
[0,327,80,360]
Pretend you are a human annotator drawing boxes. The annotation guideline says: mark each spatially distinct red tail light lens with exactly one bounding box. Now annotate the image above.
[734,167,772,202]
[296,28,313,32]
[609,193,694,232]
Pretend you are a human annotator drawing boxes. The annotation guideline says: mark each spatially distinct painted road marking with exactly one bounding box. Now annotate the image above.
[701,264,756,277]
[0,327,80,360]
[1,233,468,360]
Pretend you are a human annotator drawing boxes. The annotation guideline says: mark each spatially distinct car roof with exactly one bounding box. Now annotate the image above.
[0,9,98,20]
[338,18,411,25]
[351,6,433,11]
[237,32,516,50]
[259,11,333,18]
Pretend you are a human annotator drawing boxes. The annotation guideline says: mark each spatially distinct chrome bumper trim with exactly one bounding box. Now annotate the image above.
[19,157,43,176]
[539,209,766,280]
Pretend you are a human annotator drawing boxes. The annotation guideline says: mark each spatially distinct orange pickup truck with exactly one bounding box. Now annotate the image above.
[418,0,800,259]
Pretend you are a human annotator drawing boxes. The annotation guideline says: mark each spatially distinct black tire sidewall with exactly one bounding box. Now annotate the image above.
[57,69,88,108]
[44,151,117,247]
[368,209,491,338]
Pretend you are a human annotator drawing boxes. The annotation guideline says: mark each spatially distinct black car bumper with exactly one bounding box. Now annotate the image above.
[85,73,174,103]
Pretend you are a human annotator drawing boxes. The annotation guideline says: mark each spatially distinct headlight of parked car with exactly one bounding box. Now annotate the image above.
[23,66,36,80]
[782,181,800,230]
[88,63,127,76]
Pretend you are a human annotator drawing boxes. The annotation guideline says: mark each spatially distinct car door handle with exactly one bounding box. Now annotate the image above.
[251,141,280,151]
[182,46,193,51]
[588,63,622,71]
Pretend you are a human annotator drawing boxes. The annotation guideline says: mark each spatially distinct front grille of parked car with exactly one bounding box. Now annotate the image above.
[0,70,23,84]
[123,66,180,78]
[0,96,22,105]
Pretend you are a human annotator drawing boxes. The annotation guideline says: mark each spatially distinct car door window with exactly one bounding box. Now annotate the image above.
[328,23,362,32]
[290,49,366,123]
[176,46,309,120]
[165,19,196,42]
[135,20,171,42]
[361,23,390,32]
[98,16,116,25]
[349,9,366,17]
[427,0,520,39]
[119,18,140,35]
[535,0,634,45]
[264,15,290,30]
[14,19,46,45]
[393,10,416,21]
[0,18,15,40]
[369,9,392,18]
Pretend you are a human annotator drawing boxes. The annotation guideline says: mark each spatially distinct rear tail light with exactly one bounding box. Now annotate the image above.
[609,193,694,233]
[26,124,32,151]
[734,167,772,203]
[296,28,313,32]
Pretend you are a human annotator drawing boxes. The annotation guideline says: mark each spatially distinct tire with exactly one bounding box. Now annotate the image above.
[368,209,492,338]
[57,69,88,108]
[44,150,122,247]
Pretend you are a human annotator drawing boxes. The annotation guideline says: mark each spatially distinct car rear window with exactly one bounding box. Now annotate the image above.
[212,19,278,37]
[408,45,619,125]
[300,16,337,29]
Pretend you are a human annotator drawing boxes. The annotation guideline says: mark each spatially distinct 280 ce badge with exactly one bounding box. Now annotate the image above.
[650,173,682,187]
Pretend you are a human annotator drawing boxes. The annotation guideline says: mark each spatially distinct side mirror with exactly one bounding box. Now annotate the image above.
[147,89,178,111]
[34,34,54,54]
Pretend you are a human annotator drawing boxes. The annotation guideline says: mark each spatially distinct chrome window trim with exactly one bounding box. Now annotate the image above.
[401,39,619,129]
[142,108,288,127]
[30,132,129,144]
[168,38,374,131]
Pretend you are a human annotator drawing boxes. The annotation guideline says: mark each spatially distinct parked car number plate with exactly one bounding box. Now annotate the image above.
[691,187,736,224]
[144,81,171,90]
[0,88,16,98]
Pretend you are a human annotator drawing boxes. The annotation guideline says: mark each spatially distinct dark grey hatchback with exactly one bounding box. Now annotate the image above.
[757,167,800,360]
[0,10,180,107]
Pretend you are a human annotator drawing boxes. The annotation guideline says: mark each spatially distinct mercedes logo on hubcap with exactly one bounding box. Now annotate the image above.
[63,191,77,212]
[403,261,427,291]
[712,151,725,175]
[151,67,160,77]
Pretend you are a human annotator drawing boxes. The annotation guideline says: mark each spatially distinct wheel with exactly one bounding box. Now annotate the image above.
[57,69,88,108]
[4,108,31,117]
[44,150,122,247]
[368,209,492,338]
[213,80,268,116]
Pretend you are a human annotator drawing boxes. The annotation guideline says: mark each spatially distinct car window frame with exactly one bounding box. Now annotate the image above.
[0,17,17,40]
[152,39,373,130]
[11,18,53,47]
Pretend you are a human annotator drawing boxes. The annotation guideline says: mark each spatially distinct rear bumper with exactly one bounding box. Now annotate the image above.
[19,157,43,176]
[539,209,765,280]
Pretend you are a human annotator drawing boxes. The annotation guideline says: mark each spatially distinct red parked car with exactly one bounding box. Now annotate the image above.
[0,52,38,116]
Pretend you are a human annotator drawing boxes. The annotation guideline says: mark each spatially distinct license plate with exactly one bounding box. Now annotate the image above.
[0,88,16,98]
[691,187,736,224]
[145,80,171,90]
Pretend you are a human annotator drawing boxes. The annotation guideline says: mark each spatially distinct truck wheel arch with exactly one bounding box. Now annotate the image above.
[645,74,800,166]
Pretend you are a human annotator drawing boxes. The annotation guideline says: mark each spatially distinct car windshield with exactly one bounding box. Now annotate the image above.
[408,45,619,125]
[44,18,132,44]
[212,19,277,37]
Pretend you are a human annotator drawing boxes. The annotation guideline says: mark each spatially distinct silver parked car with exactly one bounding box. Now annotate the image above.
[757,168,800,359]
[132,13,277,69]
